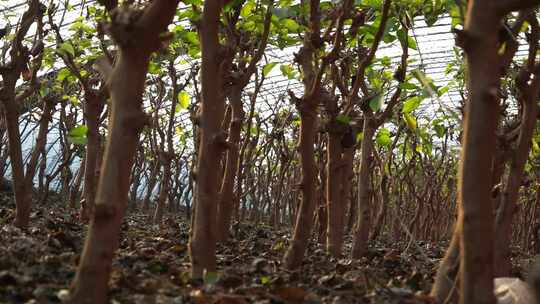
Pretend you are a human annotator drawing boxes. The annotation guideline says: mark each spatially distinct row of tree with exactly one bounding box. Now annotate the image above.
[1,0,540,303]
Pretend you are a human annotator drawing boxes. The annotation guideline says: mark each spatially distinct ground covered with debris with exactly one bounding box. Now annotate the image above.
[0,191,533,304]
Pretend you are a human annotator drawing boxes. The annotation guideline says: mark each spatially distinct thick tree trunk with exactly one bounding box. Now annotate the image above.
[67,2,179,302]
[456,1,504,302]
[351,117,375,259]
[283,101,318,269]
[189,0,226,279]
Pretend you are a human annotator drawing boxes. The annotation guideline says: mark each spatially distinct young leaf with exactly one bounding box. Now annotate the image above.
[402,96,422,113]
[376,128,391,146]
[369,94,383,112]
[263,62,279,77]
[58,42,75,57]
[69,125,88,137]
[68,125,88,146]
[283,19,300,32]
[177,91,190,111]
[403,113,417,131]
[280,64,297,79]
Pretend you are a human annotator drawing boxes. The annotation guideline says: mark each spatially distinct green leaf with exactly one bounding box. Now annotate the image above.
[397,28,417,50]
[241,1,256,17]
[183,31,200,46]
[376,128,391,146]
[69,125,88,137]
[56,68,71,82]
[369,94,383,112]
[533,138,540,155]
[335,114,351,124]
[282,18,300,32]
[360,0,382,8]
[263,62,279,77]
[68,125,88,146]
[280,64,297,79]
[58,42,75,57]
[176,91,190,111]
[438,86,449,96]
[433,122,445,138]
[402,96,423,113]
[399,82,419,91]
[403,113,417,131]
[148,62,161,75]
[261,276,270,285]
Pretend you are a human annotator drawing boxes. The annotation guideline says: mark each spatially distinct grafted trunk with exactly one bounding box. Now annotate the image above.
[283,101,318,269]
[217,87,243,242]
[351,117,375,259]
[67,2,179,302]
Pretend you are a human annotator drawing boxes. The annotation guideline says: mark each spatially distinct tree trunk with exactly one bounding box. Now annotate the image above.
[494,68,540,277]
[67,2,179,302]
[189,0,226,279]
[430,225,461,303]
[81,93,104,221]
[217,87,243,242]
[4,104,32,228]
[326,130,344,257]
[351,117,375,259]
[456,1,505,302]
[283,100,318,269]
[153,152,173,225]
